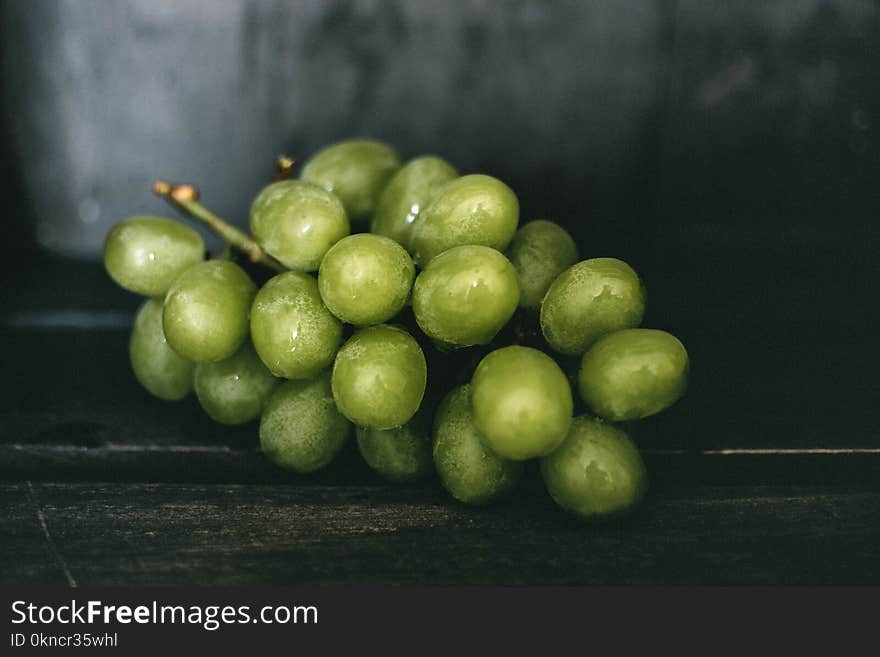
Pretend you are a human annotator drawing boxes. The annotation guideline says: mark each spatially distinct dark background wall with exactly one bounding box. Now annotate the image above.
[0,0,877,452]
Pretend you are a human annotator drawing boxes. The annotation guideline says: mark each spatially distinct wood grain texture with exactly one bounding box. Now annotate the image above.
[3,482,879,586]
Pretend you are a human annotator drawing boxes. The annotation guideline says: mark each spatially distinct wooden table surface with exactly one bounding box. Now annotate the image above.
[4,481,880,586]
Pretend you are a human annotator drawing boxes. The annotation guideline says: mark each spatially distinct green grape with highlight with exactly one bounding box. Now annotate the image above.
[250,271,344,379]
[318,233,415,326]
[104,138,696,522]
[371,156,458,250]
[433,385,523,505]
[300,139,401,222]
[249,180,349,272]
[194,341,278,425]
[162,260,256,363]
[471,346,573,460]
[104,216,204,296]
[259,372,352,473]
[129,298,194,401]
[411,174,519,266]
[412,245,519,348]
[541,416,648,520]
[540,257,645,355]
[331,325,427,430]
[578,328,688,421]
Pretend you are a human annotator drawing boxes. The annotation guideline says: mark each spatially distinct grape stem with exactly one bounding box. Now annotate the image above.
[275,155,296,181]
[153,181,285,272]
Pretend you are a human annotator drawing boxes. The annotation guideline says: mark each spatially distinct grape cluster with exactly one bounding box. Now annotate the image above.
[105,139,689,521]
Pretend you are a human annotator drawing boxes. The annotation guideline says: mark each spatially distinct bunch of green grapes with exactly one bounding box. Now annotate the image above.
[105,139,688,521]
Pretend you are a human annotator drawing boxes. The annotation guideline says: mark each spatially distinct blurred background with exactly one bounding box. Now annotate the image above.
[0,0,878,460]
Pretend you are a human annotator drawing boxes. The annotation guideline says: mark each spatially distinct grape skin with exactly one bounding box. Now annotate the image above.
[541,416,648,520]
[506,220,578,310]
[412,245,519,348]
[433,385,523,505]
[331,325,427,430]
[250,271,344,380]
[129,298,194,401]
[259,373,352,473]
[540,257,646,355]
[162,260,256,363]
[578,328,688,421]
[356,411,433,483]
[318,233,415,326]
[471,346,573,460]
[104,216,204,296]
[411,174,520,266]
[249,180,350,272]
[194,341,279,425]
[371,156,458,251]
[300,139,401,222]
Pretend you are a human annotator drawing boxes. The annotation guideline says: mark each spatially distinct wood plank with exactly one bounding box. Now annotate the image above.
[0,482,70,585]
[2,482,879,585]
[4,442,880,487]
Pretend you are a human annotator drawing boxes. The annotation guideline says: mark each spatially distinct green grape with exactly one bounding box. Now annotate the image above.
[433,385,523,505]
[540,258,645,355]
[410,174,519,266]
[371,156,458,250]
[331,325,427,430]
[250,271,343,379]
[162,260,256,363]
[317,233,415,326]
[578,328,688,421]
[470,346,573,460]
[412,245,519,348]
[506,220,578,310]
[129,298,194,400]
[104,216,204,296]
[194,341,278,425]
[356,411,433,483]
[259,373,352,473]
[300,139,401,222]
[540,415,648,520]
[249,179,349,272]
